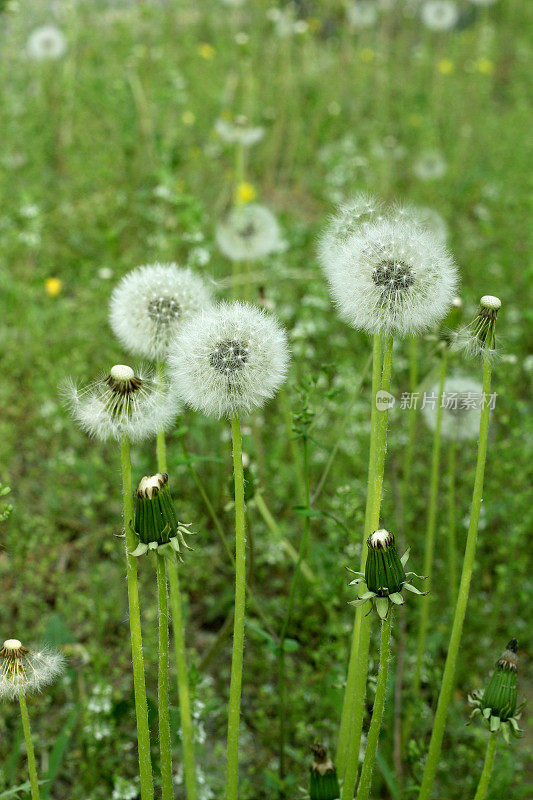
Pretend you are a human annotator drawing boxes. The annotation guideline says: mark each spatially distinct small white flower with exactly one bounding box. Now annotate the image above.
[347,1,379,29]
[109,263,213,361]
[62,364,179,443]
[214,117,265,146]
[168,302,289,419]
[413,150,448,181]
[0,640,65,701]
[422,376,483,441]
[216,204,283,262]
[420,1,459,31]
[27,25,67,61]
[318,205,458,337]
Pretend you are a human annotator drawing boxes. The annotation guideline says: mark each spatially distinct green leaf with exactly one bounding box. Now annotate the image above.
[376,597,389,619]
[292,505,321,518]
[400,548,410,566]
[283,638,299,653]
[375,752,401,800]
[41,706,79,799]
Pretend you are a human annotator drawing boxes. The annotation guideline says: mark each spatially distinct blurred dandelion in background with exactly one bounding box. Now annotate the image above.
[26,25,67,60]
[216,204,283,261]
[414,149,448,180]
[420,1,459,31]
[422,376,484,441]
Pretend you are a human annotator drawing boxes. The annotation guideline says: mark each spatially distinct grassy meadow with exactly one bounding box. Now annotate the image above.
[0,1,532,798]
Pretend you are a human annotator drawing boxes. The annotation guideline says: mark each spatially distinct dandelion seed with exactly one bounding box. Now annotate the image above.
[109,262,213,361]
[318,205,458,337]
[0,639,64,701]
[26,25,67,60]
[216,204,283,261]
[61,364,179,442]
[168,301,289,419]
[420,1,459,31]
[214,116,265,147]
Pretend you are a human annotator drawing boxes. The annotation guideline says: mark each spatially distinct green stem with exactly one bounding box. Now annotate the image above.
[278,435,310,786]
[413,351,448,697]
[447,439,458,606]
[18,692,40,800]
[355,612,393,800]
[278,388,306,500]
[156,360,168,473]
[474,733,499,800]
[156,555,173,800]
[119,436,154,800]
[338,334,394,787]
[418,354,493,800]
[168,565,198,800]
[402,337,419,499]
[225,416,247,800]
[254,491,315,584]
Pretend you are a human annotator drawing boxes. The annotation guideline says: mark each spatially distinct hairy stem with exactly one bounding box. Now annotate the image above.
[418,354,493,800]
[120,436,154,800]
[447,440,458,605]
[225,416,247,800]
[156,555,173,800]
[18,692,40,800]
[474,733,499,800]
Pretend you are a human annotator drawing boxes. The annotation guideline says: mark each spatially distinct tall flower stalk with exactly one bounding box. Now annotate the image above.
[418,296,501,800]
[473,733,499,800]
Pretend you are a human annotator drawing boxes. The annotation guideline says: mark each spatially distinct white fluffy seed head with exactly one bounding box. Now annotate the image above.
[214,117,265,146]
[61,364,180,443]
[422,376,484,441]
[168,301,290,419]
[318,207,459,337]
[109,263,213,361]
[26,25,67,60]
[420,0,459,31]
[0,641,65,701]
[216,204,283,262]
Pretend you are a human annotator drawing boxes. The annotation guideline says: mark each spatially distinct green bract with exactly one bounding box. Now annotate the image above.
[309,744,340,800]
[348,529,426,620]
[131,473,195,560]
[468,639,526,743]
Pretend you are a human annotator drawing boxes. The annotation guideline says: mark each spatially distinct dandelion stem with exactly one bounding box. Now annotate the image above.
[447,439,458,605]
[278,433,310,787]
[119,435,154,800]
[168,565,198,800]
[18,692,40,800]
[156,555,173,800]
[156,360,168,473]
[474,733,499,800]
[355,612,393,800]
[337,333,394,788]
[413,350,448,699]
[402,337,419,499]
[225,415,247,800]
[418,354,493,800]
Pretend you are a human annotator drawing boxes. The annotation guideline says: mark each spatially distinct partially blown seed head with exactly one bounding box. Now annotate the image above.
[0,639,65,701]
[109,263,213,361]
[168,301,290,418]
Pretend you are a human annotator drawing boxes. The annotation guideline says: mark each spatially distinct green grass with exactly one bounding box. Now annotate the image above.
[0,1,531,798]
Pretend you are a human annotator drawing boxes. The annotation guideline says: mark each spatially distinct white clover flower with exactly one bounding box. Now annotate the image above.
[420,1,459,31]
[26,26,67,60]
[413,150,448,180]
[214,117,265,147]
[422,376,483,441]
[62,364,179,443]
[109,263,213,361]
[216,204,283,262]
[168,302,289,419]
[347,1,379,29]
[0,640,65,701]
[319,207,458,337]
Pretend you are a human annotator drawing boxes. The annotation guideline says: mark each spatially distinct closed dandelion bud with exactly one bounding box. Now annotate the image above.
[0,639,64,701]
[132,473,195,559]
[309,744,340,800]
[349,529,426,620]
[468,639,526,740]
[482,640,518,721]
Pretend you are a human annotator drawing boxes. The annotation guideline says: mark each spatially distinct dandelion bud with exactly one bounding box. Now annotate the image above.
[168,301,289,419]
[109,263,213,361]
[482,639,518,721]
[0,639,64,701]
[349,529,426,619]
[468,638,525,740]
[365,529,406,596]
[309,743,340,800]
[61,364,179,442]
[132,473,195,558]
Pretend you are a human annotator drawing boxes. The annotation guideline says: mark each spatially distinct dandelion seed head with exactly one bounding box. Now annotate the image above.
[480,295,501,311]
[453,296,501,360]
[420,0,459,31]
[214,116,265,146]
[216,204,283,262]
[27,25,67,60]
[318,207,458,337]
[109,263,213,361]
[61,365,179,443]
[0,640,65,701]
[168,301,290,419]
